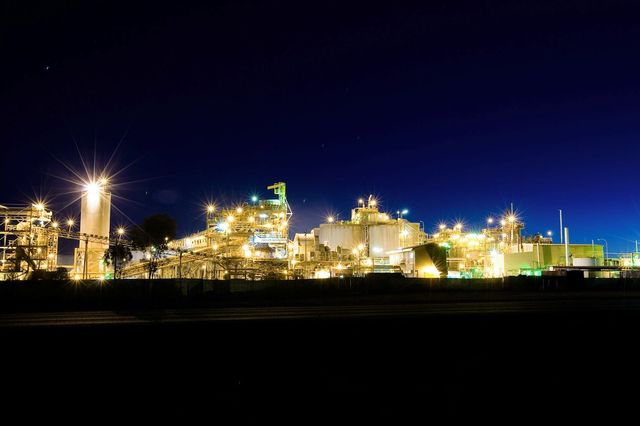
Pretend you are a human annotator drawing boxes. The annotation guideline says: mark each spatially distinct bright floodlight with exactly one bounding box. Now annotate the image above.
[487,217,494,224]
[84,182,101,195]
[34,203,45,211]
[51,221,59,228]
[236,207,243,214]
[439,223,446,230]
[67,219,75,226]
[547,230,553,236]
[251,195,258,203]
[117,227,125,235]
[507,215,516,223]
[207,205,215,213]
[401,209,409,215]
[327,216,335,223]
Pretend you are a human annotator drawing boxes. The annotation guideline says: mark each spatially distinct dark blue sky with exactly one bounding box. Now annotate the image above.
[2,0,639,252]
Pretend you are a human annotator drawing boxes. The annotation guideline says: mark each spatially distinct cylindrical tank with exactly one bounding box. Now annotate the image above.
[573,257,596,267]
[318,224,364,251]
[369,224,401,254]
[80,189,111,249]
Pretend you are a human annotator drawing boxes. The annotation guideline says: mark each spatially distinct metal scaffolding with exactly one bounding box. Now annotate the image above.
[122,182,292,280]
[0,204,58,279]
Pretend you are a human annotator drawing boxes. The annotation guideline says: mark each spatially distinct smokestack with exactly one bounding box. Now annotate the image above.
[564,227,570,266]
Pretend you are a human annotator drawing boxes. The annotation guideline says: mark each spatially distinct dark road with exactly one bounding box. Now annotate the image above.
[3,296,640,327]
[2,295,639,419]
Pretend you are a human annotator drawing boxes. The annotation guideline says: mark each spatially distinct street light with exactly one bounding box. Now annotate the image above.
[327,216,335,223]
[596,238,609,265]
[113,227,126,279]
[67,219,75,232]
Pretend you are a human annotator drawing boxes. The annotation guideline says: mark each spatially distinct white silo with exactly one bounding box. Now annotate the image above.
[74,180,111,278]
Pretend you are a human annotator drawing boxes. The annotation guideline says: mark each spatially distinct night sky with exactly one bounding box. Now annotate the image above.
[2,0,639,252]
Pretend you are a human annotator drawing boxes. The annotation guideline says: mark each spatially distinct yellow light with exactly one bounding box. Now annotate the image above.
[207,205,215,213]
[370,199,377,207]
[212,244,218,250]
[500,219,507,226]
[439,224,446,230]
[508,215,516,223]
[51,221,59,228]
[34,203,45,211]
[421,265,440,278]
[248,216,255,223]
[73,274,80,280]
[487,217,494,224]
[358,198,364,204]
[226,215,235,222]
[357,243,365,251]
[454,223,462,230]
[327,216,335,223]
[84,182,101,195]
[117,227,125,235]
[236,207,243,214]
[99,177,108,186]
[352,248,359,255]
[67,219,75,227]
[315,270,331,279]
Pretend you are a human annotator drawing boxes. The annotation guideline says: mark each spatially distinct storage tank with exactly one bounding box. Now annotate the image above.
[80,186,111,248]
[318,223,364,251]
[74,181,111,278]
[369,224,402,255]
[572,257,596,267]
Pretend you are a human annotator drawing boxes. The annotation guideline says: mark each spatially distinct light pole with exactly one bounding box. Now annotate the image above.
[115,227,125,278]
[597,238,608,266]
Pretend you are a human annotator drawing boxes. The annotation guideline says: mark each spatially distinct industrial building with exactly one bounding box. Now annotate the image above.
[1,176,638,281]
[0,203,58,280]
[123,182,292,280]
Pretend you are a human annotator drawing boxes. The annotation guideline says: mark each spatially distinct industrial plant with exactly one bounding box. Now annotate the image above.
[1,179,639,282]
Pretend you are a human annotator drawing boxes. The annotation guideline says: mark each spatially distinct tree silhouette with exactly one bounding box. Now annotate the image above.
[129,214,177,279]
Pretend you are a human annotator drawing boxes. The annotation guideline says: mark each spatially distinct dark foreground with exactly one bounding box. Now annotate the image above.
[2,295,640,420]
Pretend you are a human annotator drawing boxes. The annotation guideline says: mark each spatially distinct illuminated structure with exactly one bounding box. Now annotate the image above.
[0,203,58,279]
[122,182,292,279]
[73,179,111,279]
[2,178,629,281]
[289,196,429,277]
